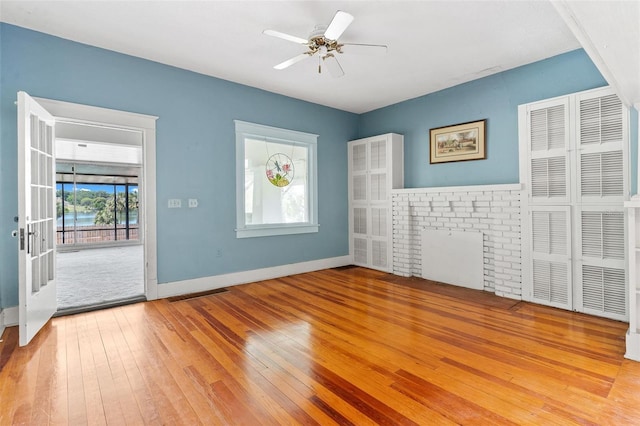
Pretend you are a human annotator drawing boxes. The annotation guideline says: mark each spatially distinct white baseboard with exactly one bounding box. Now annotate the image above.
[158,255,353,298]
[0,306,19,330]
[626,329,640,361]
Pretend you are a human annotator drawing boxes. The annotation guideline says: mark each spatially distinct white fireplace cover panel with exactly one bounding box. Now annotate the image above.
[421,230,484,290]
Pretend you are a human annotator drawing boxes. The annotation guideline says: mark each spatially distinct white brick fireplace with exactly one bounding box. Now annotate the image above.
[391,184,523,299]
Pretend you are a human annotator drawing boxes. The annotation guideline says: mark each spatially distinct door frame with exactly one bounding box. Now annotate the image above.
[35,97,159,300]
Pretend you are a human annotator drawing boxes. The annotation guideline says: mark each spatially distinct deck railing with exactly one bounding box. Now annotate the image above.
[57,225,139,245]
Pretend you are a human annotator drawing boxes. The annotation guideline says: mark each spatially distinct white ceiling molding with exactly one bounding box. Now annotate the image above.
[551,0,640,107]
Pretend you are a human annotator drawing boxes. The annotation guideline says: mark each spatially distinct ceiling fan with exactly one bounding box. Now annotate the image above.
[263,10,387,78]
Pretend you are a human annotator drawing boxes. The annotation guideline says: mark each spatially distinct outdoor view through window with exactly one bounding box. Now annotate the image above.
[56,182,139,245]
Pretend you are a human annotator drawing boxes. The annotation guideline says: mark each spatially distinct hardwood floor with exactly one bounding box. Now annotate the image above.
[1,267,640,425]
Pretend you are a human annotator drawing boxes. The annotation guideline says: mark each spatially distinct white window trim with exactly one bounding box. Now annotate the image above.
[235,120,319,238]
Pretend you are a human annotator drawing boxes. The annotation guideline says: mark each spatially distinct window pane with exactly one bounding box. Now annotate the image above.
[244,138,308,225]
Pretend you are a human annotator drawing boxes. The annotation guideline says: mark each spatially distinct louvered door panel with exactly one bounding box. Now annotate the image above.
[352,143,367,172]
[369,139,387,170]
[531,105,566,150]
[577,92,626,204]
[528,99,570,204]
[371,240,387,269]
[577,208,627,320]
[349,140,370,268]
[371,206,389,269]
[370,173,387,201]
[533,260,569,305]
[531,157,567,199]
[353,238,368,265]
[580,210,625,260]
[370,207,387,237]
[530,206,572,309]
[582,265,626,319]
[352,175,367,202]
[579,94,623,146]
[353,207,367,235]
[580,151,624,197]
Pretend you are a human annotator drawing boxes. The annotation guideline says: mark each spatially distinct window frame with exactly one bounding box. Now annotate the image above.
[235,120,319,238]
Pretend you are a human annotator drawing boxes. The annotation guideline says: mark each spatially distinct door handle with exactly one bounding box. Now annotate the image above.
[27,225,37,254]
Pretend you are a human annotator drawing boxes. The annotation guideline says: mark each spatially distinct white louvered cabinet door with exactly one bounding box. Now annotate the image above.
[368,138,390,268]
[521,87,629,320]
[370,206,388,269]
[349,140,369,267]
[529,206,572,310]
[353,237,368,265]
[369,138,387,170]
[576,93,627,204]
[350,141,368,203]
[576,207,627,320]
[528,99,571,205]
[369,137,388,202]
[352,207,369,266]
[348,134,403,272]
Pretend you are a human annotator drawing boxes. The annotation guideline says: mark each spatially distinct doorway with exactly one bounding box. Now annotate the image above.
[36,96,159,310]
[55,160,145,312]
[17,93,158,346]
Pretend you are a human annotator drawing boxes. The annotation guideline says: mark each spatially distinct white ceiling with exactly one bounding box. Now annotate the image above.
[0,1,594,113]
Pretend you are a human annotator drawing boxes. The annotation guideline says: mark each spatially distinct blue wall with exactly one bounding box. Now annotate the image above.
[358,49,635,189]
[0,24,358,307]
[1,24,637,309]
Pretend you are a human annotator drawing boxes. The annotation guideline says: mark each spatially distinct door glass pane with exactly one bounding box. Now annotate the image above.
[31,185,39,221]
[30,114,39,149]
[31,151,39,192]
[31,257,40,293]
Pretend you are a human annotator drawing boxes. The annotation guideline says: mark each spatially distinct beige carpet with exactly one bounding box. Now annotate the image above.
[56,245,144,310]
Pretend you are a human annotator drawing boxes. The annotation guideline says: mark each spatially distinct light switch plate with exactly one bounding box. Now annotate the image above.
[168,199,181,208]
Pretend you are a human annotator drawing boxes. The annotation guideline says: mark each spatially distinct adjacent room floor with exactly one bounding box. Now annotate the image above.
[56,244,144,311]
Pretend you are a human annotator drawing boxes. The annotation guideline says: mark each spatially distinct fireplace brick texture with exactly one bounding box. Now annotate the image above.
[392,185,522,300]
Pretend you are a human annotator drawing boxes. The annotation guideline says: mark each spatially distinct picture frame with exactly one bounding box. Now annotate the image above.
[429,119,486,164]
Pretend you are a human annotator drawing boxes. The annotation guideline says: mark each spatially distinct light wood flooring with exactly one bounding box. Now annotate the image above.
[1,267,640,425]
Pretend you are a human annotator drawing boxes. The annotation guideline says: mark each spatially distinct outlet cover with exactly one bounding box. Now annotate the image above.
[188,198,198,208]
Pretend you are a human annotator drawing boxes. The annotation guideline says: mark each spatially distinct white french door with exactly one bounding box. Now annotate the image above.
[17,91,57,346]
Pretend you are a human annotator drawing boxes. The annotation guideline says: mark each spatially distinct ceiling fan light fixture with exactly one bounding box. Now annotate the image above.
[263,10,385,76]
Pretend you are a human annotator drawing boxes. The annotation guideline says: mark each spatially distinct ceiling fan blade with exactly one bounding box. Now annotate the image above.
[324,10,354,40]
[274,53,312,70]
[323,54,345,78]
[263,29,308,45]
[341,43,388,55]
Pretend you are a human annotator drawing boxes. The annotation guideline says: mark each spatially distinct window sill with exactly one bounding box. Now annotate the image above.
[236,223,319,238]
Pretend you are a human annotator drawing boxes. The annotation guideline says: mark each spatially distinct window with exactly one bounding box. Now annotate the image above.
[235,120,318,238]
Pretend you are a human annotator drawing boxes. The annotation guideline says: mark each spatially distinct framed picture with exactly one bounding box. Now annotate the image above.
[429,119,486,164]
